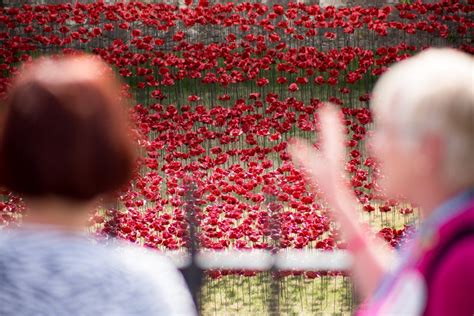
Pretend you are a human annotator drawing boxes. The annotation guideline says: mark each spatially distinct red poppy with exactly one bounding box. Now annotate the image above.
[1,1,466,260]
[288,83,299,92]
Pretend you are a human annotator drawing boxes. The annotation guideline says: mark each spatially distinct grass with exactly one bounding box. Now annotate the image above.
[195,204,418,316]
[201,274,354,316]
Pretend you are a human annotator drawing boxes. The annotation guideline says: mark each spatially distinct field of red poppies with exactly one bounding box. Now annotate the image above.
[0,1,471,314]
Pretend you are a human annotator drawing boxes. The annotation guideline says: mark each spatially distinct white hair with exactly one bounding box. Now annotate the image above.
[371,48,474,189]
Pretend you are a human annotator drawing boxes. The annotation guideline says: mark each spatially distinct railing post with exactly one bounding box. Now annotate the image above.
[180,176,204,314]
[267,198,282,316]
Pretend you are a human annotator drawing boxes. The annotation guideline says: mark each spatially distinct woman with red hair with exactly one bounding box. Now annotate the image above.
[0,54,195,315]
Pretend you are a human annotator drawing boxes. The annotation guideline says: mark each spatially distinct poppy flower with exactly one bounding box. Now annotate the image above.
[132,29,142,37]
[151,89,165,100]
[2,1,466,265]
[257,78,269,87]
[188,95,200,102]
[288,83,299,92]
[314,76,325,85]
[173,32,185,41]
[119,22,129,30]
[277,77,288,84]
[273,5,284,15]
[324,32,336,40]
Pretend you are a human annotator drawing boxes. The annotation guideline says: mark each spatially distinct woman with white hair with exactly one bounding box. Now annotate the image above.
[289,48,474,316]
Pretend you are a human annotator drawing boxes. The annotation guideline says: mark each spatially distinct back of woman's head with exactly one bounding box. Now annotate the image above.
[0,54,136,201]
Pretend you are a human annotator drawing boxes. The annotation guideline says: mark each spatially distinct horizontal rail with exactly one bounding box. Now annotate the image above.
[163,249,352,271]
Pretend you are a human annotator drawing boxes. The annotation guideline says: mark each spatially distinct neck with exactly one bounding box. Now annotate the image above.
[416,184,466,219]
[23,197,95,232]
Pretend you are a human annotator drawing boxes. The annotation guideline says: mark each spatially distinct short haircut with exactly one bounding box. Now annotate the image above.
[371,48,474,189]
[0,54,136,201]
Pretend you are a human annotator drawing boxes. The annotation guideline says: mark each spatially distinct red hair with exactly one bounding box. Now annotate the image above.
[0,54,136,201]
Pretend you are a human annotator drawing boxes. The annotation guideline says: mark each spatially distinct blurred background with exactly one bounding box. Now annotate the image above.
[0,1,471,314]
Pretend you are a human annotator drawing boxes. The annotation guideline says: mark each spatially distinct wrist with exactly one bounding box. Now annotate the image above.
[346,232,368,253]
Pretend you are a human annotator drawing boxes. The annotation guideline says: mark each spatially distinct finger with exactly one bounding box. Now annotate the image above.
[289,138,358,217]
[319,103,346,167]
[288,138,328,184]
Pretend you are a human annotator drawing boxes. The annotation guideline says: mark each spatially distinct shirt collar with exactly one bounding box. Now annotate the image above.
[418,188,474,238]
[371,188,474,304]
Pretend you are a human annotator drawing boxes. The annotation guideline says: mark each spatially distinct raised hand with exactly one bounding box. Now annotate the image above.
[288,103,358,232]
[289,104,391,299]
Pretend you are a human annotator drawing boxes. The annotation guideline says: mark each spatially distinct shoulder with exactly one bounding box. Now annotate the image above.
[426,236,474,316]
[102,242,197,316]
[426,201,474,284]
[431,235,474,283]
[0,230,196,316]
[83,240,197,315]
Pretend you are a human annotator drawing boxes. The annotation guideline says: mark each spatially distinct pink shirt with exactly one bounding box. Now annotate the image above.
[358,191,474,316]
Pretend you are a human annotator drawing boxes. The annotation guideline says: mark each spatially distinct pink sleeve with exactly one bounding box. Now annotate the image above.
[426,238,474,316]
